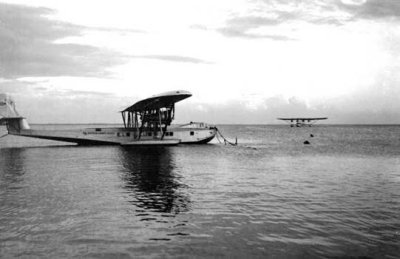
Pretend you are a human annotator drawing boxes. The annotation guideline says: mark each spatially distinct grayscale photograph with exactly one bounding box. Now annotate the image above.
[0,0,399,258]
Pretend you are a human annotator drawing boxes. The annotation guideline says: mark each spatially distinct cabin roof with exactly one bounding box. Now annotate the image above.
[122,90,192,112]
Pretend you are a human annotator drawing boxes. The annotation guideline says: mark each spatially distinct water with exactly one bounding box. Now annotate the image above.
[0,125,399,258]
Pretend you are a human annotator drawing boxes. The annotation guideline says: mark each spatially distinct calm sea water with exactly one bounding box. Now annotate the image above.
[0,125,399,258]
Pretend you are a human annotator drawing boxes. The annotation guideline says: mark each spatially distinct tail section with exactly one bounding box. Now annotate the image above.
[0,94,30,134]
[1,117,30,134]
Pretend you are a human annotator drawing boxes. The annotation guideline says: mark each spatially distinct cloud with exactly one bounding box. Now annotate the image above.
[0,79,35,93]
[216,0,400,40]
[10,87,134,123]
[56,90,115,98]
[7,83,400,124]
[90,26,146,34]
[338,0,400,19]
[173,84,400,124]
[216,1,349,40]
[217,21,295,40]
[173,96,322,124]
[131,55,212,64]
[218,10,297,39]
[0,3,127,79]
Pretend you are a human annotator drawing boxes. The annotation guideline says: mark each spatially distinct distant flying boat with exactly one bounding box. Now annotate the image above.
[0,90,217,146]
[277,117,328,127]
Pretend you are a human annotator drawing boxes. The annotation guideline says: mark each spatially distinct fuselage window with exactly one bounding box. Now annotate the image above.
[190,131,194,136]
[126,132,130,137]
[95,128,101,132]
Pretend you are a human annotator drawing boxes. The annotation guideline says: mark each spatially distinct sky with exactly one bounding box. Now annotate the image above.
[1,0,400,124]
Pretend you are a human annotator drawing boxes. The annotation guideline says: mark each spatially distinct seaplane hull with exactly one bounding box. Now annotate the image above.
[7,125,216,146]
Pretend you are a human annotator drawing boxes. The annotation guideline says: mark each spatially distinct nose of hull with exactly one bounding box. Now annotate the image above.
[192,132,216,144]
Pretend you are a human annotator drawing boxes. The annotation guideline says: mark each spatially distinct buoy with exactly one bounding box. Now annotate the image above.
[310,134,314,137]
[303,140,310,145]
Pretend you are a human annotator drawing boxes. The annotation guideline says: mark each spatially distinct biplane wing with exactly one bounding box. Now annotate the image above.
[277,117,327,127]
[123,90,192,112]
[121,90,192,137]
[277,117,327,121]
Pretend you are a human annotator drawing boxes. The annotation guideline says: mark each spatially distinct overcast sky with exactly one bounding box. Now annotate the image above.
[1,0,400,124]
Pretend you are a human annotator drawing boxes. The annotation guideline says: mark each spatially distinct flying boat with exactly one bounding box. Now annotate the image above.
[0,91,216,146]
[278,117,328,127]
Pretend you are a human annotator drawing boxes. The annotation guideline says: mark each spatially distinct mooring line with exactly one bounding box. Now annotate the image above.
[215,130,223,144]
[215,127,237,146]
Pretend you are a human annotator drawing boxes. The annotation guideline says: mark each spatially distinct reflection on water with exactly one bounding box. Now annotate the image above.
[118,147,190,214]
[0,148,26,191]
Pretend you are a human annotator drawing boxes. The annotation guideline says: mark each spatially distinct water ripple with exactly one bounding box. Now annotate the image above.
[1,125,400,258]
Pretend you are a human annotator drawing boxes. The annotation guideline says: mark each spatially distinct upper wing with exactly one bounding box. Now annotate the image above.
[277,117,327,121]
[122,90,192,112]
